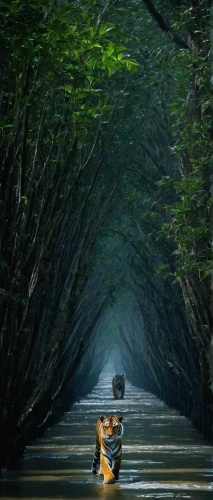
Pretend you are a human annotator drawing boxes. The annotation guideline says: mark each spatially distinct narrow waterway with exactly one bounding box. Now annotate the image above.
[0,375,213,499]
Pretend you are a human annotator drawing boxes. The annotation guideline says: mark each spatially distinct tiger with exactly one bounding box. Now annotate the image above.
[112,374,125,399]
[92,414,124,484]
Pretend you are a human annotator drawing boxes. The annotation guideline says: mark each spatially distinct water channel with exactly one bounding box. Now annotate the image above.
[0,375,213,500]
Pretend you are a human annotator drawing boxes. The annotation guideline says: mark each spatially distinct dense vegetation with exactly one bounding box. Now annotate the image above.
[0,0,213,469]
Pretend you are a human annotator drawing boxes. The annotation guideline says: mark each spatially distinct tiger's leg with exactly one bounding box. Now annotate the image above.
[100,453,115,484]
[92,443,100,475]
[112,382,118,399]
[112,455,122,480]
[99,448,103,476]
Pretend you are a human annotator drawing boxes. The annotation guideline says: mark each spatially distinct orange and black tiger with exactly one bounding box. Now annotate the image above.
[112,374,125,399]
[92,415,124,483]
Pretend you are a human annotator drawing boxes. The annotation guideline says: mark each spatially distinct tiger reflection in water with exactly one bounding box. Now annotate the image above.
[112,374,125,400]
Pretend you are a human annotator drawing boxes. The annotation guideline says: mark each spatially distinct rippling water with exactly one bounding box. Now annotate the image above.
[0,376,212,499]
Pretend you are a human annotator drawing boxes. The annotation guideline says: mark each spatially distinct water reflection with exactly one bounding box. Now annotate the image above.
[95,482,122,500]
[0,376,213,499]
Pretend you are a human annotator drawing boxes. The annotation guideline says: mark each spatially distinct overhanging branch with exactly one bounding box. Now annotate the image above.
[143,0,189,49]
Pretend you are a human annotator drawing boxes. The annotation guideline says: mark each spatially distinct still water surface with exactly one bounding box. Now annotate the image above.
[0,376,213,499]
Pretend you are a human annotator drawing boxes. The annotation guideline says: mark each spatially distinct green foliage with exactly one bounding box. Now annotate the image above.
[161,171,211,277]
[156,1,212,281]
[0,0,138,141]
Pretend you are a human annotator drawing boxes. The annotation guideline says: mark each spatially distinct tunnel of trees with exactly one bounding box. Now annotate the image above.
[1,0,213,469]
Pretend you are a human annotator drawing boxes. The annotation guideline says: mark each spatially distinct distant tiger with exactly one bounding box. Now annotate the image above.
[112,374,125,399]
[92,414,123,483]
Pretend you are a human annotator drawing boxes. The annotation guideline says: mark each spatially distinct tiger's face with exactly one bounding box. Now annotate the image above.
[100,415,123,442]
[114,375,125,390]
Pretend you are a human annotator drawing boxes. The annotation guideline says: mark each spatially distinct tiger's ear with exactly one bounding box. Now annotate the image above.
[118,416,123,422]
[100,415,106,422]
